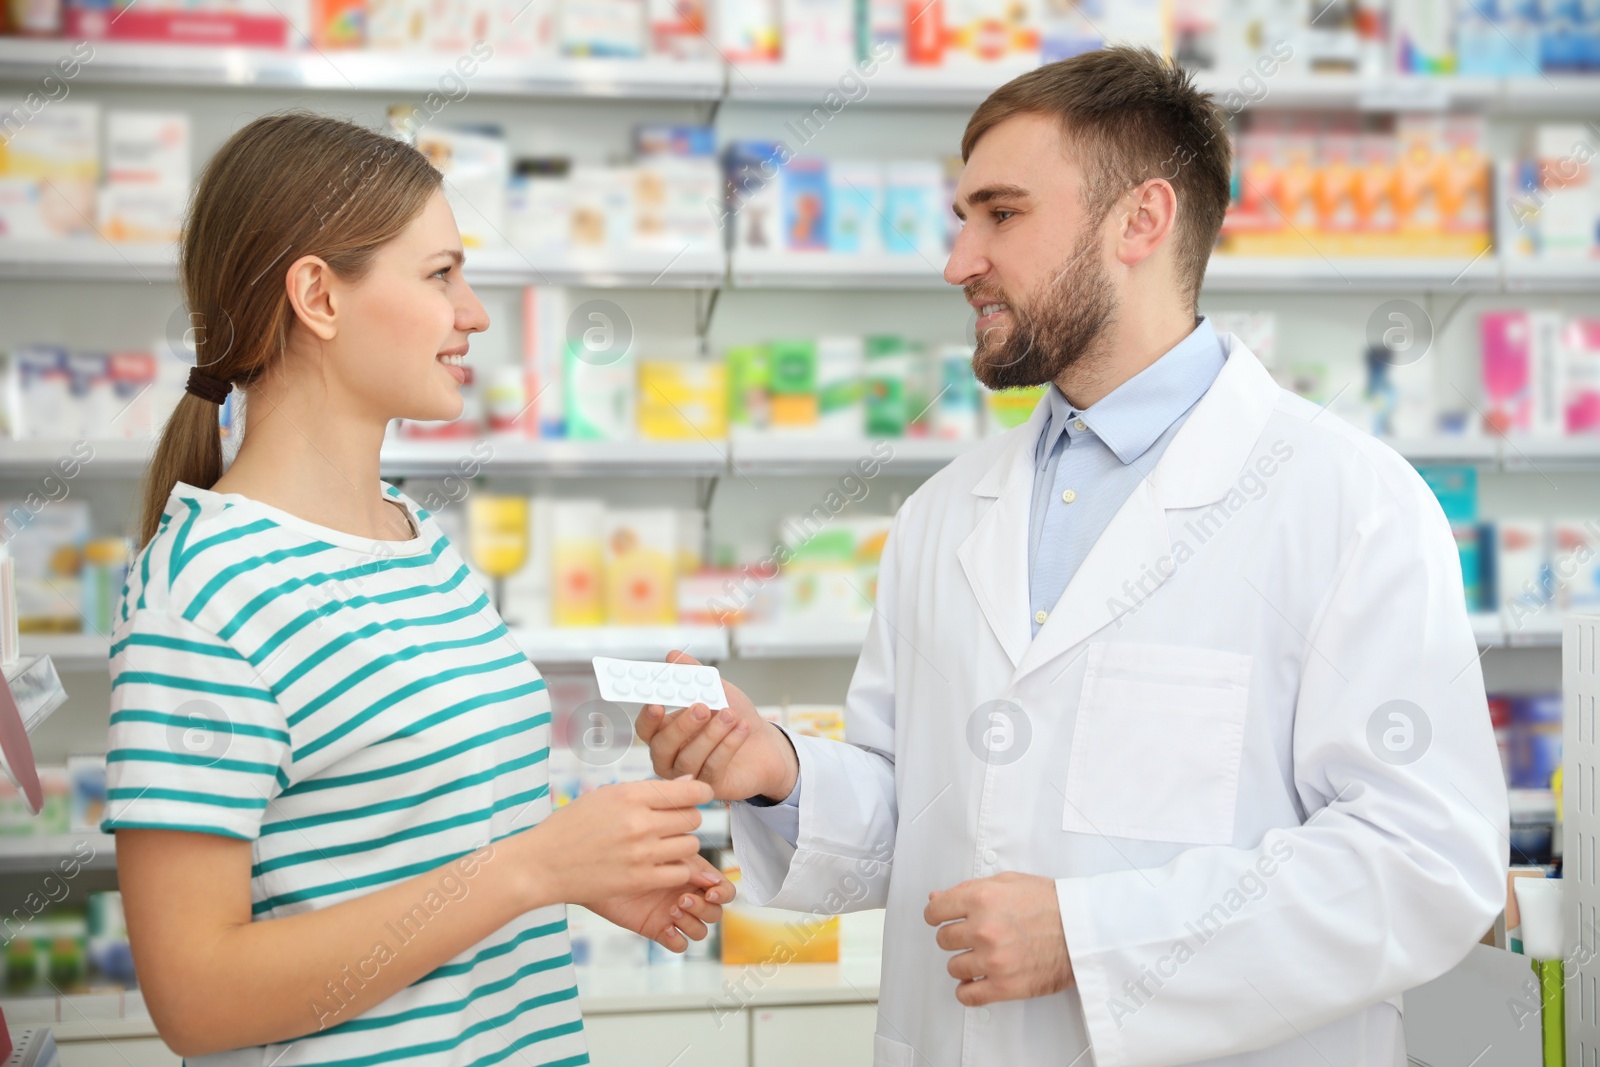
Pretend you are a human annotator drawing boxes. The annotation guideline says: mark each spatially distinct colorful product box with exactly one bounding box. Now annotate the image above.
[1482,310,1532,434]
[767,339,819,428]
[603,508,676,625]
[638,361,728,440]
[782,156,829,251]
[550,500,606,626]
[826,160,883,254]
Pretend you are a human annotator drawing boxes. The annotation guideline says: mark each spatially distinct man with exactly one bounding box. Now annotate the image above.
[640,47,1507,1067]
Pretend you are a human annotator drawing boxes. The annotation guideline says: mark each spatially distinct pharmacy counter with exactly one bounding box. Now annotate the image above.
[2,962,886,1067]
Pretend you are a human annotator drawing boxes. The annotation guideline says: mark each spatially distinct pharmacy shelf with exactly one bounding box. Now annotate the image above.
[729,250,1508,291]
[380,438,729,478]
[463,246,727,289]
[0,438,152,476]
[0,438,730,479]
[0,833,115,873]
[31,627,732,667]
[0,961,879,1035]
[0,240,176,283]
[3,655,69,733]
[729,249,947,289]
[1472,612,1565,648]
[0,241,725,289]
[1502,257,1600,292]
[4,434,1597,484]
[733,620,871,659]
[509,625,730,664]
[725,59,1037,107]
[729,434,966,476]
[1509,787,1557,823]
[1203,255,1501,291]
[0,39,725,99]
[1190,72,1500,112]
[18,635,106,674]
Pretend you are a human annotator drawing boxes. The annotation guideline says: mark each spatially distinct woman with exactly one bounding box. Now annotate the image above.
[104,112,730,1066]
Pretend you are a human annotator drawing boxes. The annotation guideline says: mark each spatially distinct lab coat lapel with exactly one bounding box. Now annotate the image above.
[956,394,1053,670]
[1010,336,1282,684]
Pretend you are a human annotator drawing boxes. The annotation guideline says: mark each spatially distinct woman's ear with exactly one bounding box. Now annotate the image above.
[284,254,338,341]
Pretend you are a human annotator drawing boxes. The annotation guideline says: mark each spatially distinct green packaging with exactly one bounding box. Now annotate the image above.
[726,344,771,428]
[768,339,817,396]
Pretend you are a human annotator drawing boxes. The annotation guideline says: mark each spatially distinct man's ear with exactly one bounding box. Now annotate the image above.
[284,254,338,342]
[1113,178,1178,270]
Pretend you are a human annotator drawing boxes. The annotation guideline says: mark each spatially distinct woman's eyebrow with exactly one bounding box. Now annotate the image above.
[430,249,465,266]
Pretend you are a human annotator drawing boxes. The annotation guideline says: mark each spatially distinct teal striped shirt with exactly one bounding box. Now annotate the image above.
[104,480,586,1067]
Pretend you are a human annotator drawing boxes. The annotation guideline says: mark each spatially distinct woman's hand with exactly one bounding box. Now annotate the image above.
[526,776,713,908]
[589,853,735,952]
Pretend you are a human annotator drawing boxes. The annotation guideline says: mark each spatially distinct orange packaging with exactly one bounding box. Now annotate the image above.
[1314,130,1359,234]
[1221,130,1283,238]
[1273,129,1318,233]
[906,0,943,63]
[1353,132,1398,235]
[312,0,365,47]
[1438,115,1489,235]
[1394,115,1444,234]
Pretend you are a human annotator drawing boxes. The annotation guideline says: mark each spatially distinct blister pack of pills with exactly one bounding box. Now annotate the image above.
[591,657,729,709]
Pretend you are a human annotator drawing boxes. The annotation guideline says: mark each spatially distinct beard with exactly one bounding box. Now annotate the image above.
[968,225,1118,391]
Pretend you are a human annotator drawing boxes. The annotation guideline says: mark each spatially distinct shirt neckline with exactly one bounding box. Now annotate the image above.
[171,480,433,557]
[1039,316,1225,466]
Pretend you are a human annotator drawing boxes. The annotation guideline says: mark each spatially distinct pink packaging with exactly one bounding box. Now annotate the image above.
[1481,310,1531,435]
[1564,316,1600,433]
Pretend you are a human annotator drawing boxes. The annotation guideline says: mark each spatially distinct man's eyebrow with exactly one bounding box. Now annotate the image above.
[964,184,1032,206]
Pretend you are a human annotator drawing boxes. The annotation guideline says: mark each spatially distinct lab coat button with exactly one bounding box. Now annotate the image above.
[982,848,997,864]
[1034,610,1048,625]
[1061,488,1076,504]
[977,1008,991,1022]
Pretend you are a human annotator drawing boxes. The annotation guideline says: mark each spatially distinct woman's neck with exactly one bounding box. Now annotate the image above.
[210,384,410,543]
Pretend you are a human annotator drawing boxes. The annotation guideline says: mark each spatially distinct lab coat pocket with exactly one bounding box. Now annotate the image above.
[1062,642,1252,846]
[873,1032,916,1067]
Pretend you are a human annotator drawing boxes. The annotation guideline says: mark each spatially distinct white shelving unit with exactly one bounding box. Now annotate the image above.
[0,833,115,873]
[0,39,725,98]
[0,241,725,289]
[507,625,730,663]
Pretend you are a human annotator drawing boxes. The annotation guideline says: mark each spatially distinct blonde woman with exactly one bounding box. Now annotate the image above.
[105,112,729,1066]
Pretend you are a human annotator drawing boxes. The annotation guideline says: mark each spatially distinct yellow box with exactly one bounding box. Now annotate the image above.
[638,362,727,440]
[719,866,840,965]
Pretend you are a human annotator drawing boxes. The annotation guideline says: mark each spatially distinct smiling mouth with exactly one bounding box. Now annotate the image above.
[437,352,466,366]
[978,303,1009,317]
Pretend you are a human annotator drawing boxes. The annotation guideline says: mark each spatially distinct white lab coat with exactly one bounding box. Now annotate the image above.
[731,335,1509,1067]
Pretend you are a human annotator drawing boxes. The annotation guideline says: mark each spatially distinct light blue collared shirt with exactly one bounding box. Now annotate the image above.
[747,318,1229,845]
[1027,317,1227,634]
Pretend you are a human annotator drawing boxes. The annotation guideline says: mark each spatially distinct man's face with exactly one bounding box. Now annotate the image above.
[946,112,1119,390]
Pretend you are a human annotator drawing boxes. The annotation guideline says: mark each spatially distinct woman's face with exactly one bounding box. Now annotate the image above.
[334,188,490,425]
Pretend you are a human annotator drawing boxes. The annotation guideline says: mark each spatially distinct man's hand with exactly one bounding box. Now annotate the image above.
[635,651,799,803]
[589,853,735,953]
[924,872,1074,1006]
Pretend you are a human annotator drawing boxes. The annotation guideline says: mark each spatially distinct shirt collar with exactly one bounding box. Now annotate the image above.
[1037,316,1226,467]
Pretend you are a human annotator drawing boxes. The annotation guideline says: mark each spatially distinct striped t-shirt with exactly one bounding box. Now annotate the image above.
[103,480,587,1067]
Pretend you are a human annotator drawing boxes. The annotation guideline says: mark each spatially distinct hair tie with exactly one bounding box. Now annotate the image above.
[185,366,233,405]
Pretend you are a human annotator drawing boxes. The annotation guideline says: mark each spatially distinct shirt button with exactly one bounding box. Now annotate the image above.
[977,1007,992,1021]
[1034,609,1048,625]
[982,849,998,864]
[1073,418,1086,432]
[1061,488,1077,504]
